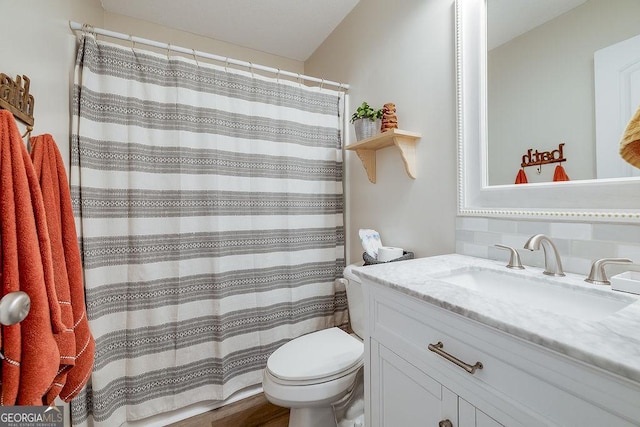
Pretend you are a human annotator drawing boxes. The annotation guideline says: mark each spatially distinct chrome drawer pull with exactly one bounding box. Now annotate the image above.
[439,419,454,427]
[428,341,483,374]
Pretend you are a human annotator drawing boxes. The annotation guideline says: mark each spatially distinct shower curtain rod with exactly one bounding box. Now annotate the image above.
[68,21,349,91]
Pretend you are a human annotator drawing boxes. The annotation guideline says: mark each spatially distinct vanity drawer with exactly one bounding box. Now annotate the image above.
[367,282,640,427]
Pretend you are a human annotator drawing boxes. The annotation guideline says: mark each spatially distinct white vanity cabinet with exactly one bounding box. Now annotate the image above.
[362,278,640,427]
[370,338,502,426]
[370,340,454,426]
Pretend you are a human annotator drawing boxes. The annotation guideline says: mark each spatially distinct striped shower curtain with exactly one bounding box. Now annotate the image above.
[69,35,347,426]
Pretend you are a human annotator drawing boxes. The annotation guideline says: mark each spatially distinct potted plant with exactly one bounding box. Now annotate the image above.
[350,102,382,141]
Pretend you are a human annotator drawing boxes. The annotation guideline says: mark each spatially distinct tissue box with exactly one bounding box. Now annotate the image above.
[611,271,640,295]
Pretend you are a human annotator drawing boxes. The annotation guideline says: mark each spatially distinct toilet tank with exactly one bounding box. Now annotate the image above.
[342,264,365,339]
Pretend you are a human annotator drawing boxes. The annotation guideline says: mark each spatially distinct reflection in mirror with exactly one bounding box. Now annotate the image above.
[487,0,640,185]
[456,0,640,220]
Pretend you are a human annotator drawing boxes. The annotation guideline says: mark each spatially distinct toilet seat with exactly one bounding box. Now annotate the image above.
[266,327,363,385]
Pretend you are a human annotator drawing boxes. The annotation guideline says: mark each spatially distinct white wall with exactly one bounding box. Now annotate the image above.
[488,0,640,185]
[1,0,104,170]
[306,0,458,264]
[103,12,304,74]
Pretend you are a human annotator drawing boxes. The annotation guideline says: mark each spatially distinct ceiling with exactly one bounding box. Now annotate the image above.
[488,0,589,50]
[101,0,360,61]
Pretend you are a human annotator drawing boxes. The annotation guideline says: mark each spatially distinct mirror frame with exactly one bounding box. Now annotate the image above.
[456,0,640,222]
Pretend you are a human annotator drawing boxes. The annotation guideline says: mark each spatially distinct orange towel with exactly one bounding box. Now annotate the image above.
[0,110,63,405]
[30,134,95,402]
[552,165,570,182]
[514,169,528,184]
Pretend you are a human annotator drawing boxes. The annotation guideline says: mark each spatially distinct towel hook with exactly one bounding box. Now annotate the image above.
[21,125,33,139]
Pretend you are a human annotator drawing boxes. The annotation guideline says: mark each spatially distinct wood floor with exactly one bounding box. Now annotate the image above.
[168,393,290,427]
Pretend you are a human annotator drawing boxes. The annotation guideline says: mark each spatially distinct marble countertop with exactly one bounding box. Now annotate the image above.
[353,254,640,384]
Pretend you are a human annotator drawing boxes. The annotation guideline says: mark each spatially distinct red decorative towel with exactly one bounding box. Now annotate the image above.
[30,134,95,402]
[553,165,570,182]
[514,169,528,184]
[0,110,63,405]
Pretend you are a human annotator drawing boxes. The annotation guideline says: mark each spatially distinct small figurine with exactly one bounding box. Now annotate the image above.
[381,102,398,132]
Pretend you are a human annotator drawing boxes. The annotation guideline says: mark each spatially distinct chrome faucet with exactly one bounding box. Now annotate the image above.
[523,234,565,276]
[494,244,525,269]
[585,258,633,285]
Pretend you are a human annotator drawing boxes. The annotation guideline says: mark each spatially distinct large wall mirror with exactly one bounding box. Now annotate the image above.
[456,0,640,221]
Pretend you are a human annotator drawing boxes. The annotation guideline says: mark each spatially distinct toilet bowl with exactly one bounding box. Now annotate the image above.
[262,264,365,427]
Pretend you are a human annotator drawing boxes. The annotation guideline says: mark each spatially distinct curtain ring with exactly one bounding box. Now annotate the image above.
[81,24,95,38]
[224,58,229,73]
[192,49,199,68]
[249,62,254,78]
[320,79,325,90]
[276,69,281,83]
[297,73,302,87]
[166,43,172,59]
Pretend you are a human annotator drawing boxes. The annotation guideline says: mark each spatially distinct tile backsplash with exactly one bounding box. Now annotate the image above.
[456,217,640,277]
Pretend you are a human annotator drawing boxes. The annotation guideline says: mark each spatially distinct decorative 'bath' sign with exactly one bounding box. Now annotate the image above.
[0,73,35,126]
[521,143,566,168]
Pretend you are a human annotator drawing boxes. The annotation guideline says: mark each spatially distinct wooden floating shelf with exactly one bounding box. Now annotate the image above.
[345,129,421,183]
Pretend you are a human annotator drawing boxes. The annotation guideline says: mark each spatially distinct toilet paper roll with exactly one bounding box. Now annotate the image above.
[377,246,404,262]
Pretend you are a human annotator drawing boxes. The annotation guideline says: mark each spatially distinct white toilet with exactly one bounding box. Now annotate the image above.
[262,264,365,427]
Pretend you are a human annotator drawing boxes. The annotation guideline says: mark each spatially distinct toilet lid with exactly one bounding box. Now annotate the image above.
[267,327,364,382]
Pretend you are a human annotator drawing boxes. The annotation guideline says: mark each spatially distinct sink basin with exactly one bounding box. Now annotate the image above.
[433,267,635,321]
